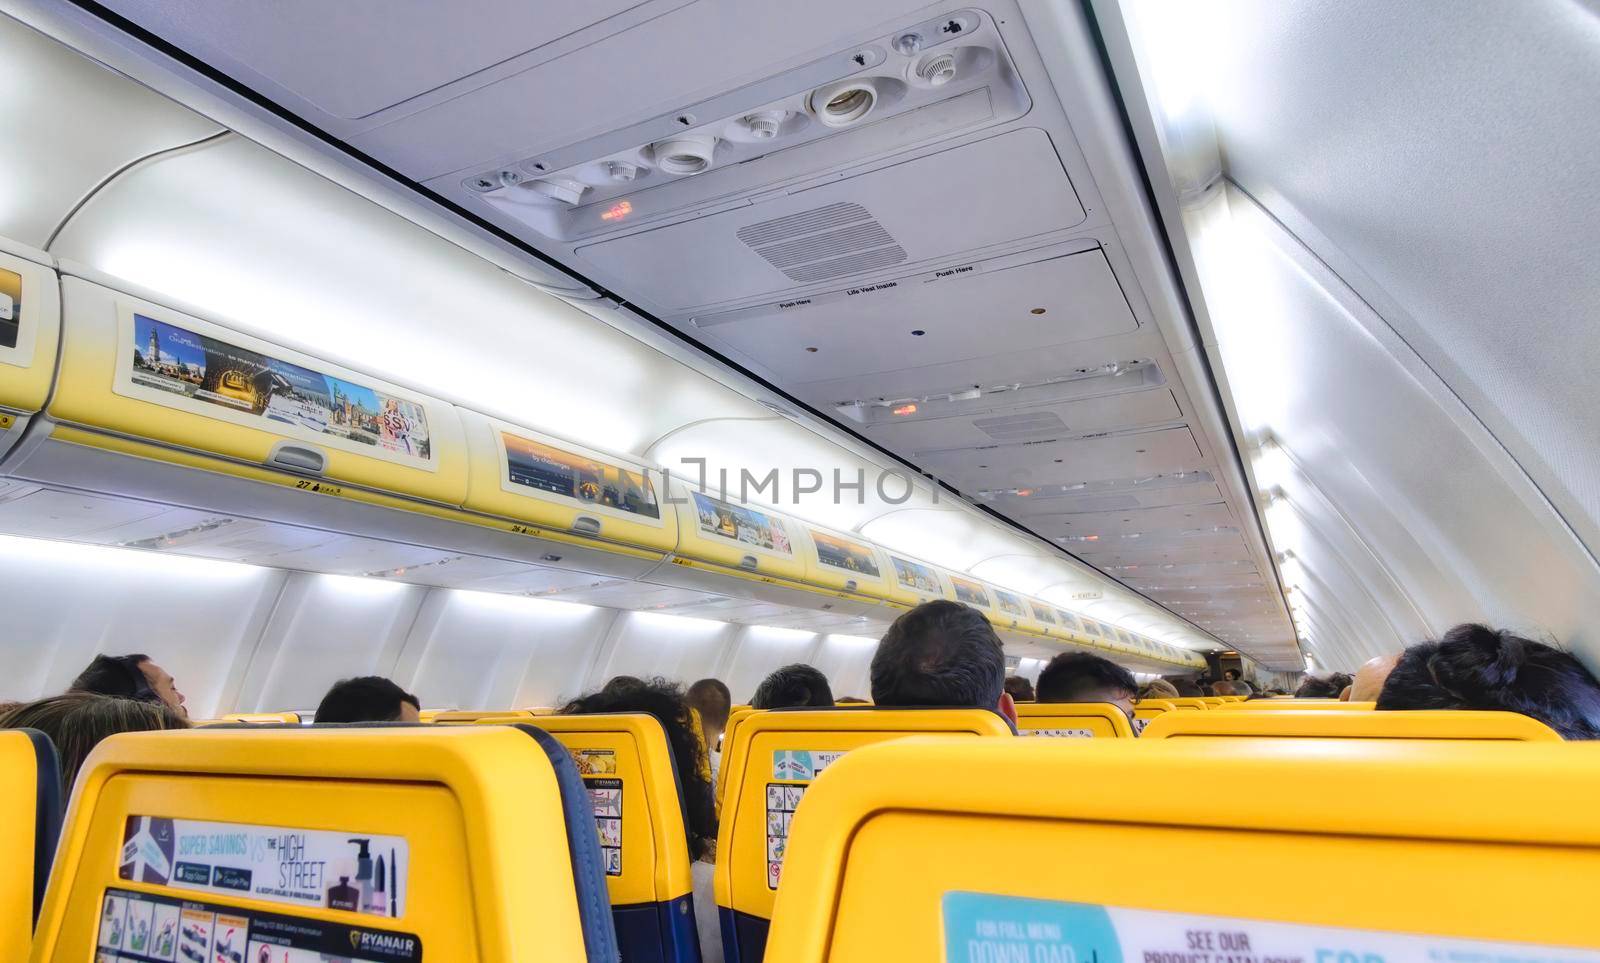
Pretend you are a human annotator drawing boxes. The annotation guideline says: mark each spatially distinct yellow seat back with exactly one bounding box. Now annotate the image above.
[715,707,1013,963]
[764,737,1600,962]
[0,730,61,962]
[1014,702,1133,738]
[424,709,537,725]
[1142,708,1560,741]
[1166,698,1210,710]
[1132,699,1176,722]
[497,713,701,961]
[1199,696,1228,708]
[1217,699,1374,710]
[220,711,302,724]
[717,706,760,808]
[29,725,618,962]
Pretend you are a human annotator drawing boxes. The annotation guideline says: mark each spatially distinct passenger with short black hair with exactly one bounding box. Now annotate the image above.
[1378,624,1600,739]
[1139,679,1180,700]
[686,677,732,756]
[1294,673,1352,698]
[870,600,1017,725]
[1003,675,1035,703]
[0,691,188,791]
[751,664,834,710]
[314,676,421,723]
[1035,652,1138,722]
[71,653,188,719]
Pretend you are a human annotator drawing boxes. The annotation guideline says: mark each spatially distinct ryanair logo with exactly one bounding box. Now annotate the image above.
[347,929,419,957]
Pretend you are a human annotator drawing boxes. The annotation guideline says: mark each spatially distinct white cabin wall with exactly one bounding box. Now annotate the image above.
[719,625,820,703]
[0,534,285,718]
[396,591,618,711]
[808,634,880,702]
[587,612,741,692]
[234,573,429,714]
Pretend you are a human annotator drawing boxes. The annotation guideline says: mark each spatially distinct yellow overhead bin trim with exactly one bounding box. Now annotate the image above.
[670,482,806,581]
[799,525,896,601]
[50,280,468,506]
[460,410,677,554]
[0,249,61,416]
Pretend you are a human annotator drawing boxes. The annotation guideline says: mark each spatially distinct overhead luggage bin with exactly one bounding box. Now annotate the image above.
[40,274,468,508]
[667,476,807,583]
[459,409,679,560]
[762,738,1600,962]
[879,550,951,609]
[796,522,896,603]
[0,239,61,462]
[653,476,887,621]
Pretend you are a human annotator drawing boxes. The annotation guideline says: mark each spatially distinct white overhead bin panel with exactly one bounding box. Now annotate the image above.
[457,409,677,571]
[0,238,60,460]
[880,550,952,609]
[42,275,468,505]
[656,475,884,620]
[797,522,897,603]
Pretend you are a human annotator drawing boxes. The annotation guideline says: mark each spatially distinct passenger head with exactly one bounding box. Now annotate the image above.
[314,676,421,724]
[1139,679,1180,701]
[1003,676,1035,703]
[871,600,1015,724]
[1294,673,1351,699]
[685,678,732,749]
[1172,678,1205,698]
[71,653,188,719]
[751,664,834,710]
[561,677,716,859]
[1212,679,1246,697]
[1348,655,1400,702]
[835,696,870,704]
[0,691,188,791]
[1377,624,1600,739]
[1035,652,1138,721]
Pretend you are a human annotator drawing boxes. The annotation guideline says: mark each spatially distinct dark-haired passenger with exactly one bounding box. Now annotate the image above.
[562,677,720,956]
[71,653,188,719]
[1036,651,1138,723]
[314,676,421,723]
[751,664,833,710]
[1003,675,1035,703]
[1172,678,1205,698]
[1295,673,1352,699]
[1378,624,1600,739]
[871,600,1017,725]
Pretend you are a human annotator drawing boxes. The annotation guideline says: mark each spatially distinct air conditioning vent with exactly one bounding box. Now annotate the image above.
[737,202,907,284]
[972,411,1067,440]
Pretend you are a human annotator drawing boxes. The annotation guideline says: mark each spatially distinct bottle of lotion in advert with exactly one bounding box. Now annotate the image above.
[348,838,374,909]
[327,876,360,912]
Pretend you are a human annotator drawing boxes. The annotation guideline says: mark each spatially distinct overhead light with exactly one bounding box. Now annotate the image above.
[650,134,719,175]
